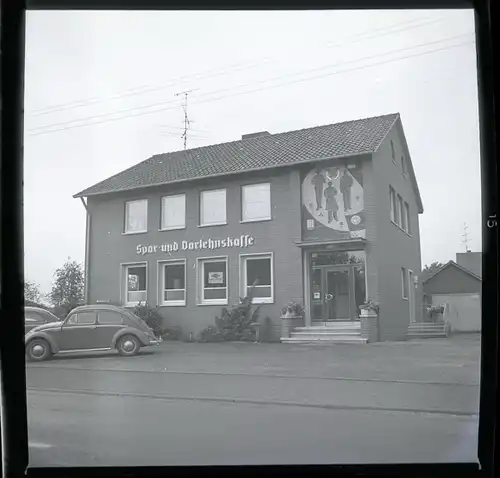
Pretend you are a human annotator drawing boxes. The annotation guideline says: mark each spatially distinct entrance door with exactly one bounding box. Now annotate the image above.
[325,268,352,321]
[310,266,356,323]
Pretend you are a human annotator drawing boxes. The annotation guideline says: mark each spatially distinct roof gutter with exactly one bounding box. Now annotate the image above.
[79,197,90,304]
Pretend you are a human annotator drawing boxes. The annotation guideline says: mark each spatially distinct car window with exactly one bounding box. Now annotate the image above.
[25,312,45,323]
[66,312,96,325]
[98,311,124,325]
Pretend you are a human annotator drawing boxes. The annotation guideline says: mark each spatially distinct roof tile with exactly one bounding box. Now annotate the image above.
[74,113,399,198]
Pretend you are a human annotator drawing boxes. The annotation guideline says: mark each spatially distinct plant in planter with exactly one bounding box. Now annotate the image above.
[280,301,304,318]
[359,298,380,315]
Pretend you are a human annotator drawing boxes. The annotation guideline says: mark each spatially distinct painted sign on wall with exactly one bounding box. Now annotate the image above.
[136,234,255,256]
[302,161,366,241]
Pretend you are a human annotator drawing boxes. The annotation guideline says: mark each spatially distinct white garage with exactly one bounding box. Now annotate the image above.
[432,293,481,333]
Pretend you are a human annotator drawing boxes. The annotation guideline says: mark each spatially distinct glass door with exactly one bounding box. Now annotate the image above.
[325,268,352,321]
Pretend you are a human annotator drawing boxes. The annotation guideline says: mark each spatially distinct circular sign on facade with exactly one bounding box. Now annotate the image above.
[302,163,366,239]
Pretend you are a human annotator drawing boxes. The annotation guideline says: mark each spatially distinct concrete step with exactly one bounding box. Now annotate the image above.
[282,336,368,345]
[297,323,361,332]
[291,330,361,337]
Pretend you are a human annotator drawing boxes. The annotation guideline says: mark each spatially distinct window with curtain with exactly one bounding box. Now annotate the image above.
[124,264,147,305]
[124,199,148,233]
[241,183,271,222]
[200,189,226,226]
[161,194,186,230]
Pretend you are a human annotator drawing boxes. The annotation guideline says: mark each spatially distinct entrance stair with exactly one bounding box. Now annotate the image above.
[406,322,448,339]
[281,321,367,344]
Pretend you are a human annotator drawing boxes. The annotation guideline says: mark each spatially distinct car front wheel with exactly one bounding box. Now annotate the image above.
[117,335,141,357]
[26,339,53,362]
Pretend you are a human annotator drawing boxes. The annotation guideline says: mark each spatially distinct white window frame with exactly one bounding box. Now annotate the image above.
[404,201,411,235]
[197,256,228,305]
[124,199,148,234]
[121,262,148,307]
[390,140,396,163]
[398,194,405,231]
[160,194,186,231]
[401,155,407,177]
[241,182,271,223]
[199,188,227,227]
[239,253,274,304]
[158,259,186,307]
[389,186,397,224]
[401,266,408,300]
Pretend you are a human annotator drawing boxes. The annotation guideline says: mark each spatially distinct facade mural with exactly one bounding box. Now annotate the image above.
[302,161,365,241]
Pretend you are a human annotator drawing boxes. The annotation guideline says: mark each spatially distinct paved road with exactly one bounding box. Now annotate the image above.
[26,337,480,467]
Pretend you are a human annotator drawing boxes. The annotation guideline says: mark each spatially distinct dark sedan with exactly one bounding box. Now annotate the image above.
[25,306,61,334]
[25,304,162,362]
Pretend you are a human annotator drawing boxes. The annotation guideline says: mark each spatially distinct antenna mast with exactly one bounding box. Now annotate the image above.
[174,89,196,150]
[462,222,471,252]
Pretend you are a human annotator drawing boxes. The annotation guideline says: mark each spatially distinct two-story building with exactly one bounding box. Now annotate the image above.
[74,113,424,343]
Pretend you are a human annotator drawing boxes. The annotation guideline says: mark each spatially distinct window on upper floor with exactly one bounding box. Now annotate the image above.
[398,194,405,231]
[200,188,226,226]
[404,201,411,235]
[241,182,271,222]
[389,186,398,225]
[401,154,407,177]
[161,194,186,230]
[123,263,147,306]
[124,199,148,233]
[390,140,396,163]
[240,253,273,304]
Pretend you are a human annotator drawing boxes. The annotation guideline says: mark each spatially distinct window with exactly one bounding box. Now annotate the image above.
[398,194,405,231]
[401,267,409,299]
[160,260,186,306]
[405,202,411,234]
[161,194,186,230]
[389,186,398,225]
[241,183,271,222]
[98,311,124,325]
[401,155,407,176]
[198,257,228,305]
[124,264,147,306]
[200,189,226,226]
[67,312,96,325]
[124,199,148,233]
[390,140,396,162]
[241,254,273,303]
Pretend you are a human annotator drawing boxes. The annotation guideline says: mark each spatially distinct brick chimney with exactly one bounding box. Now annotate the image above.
[241,131,270,140]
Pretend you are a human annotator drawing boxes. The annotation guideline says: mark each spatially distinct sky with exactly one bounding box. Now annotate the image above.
[23,9,481,295]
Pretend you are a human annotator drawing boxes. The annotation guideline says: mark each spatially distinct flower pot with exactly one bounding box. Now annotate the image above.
[280,314,304,339]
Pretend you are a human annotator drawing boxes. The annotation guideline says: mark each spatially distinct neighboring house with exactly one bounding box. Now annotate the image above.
[422,254,482,333]
[74,113,424,343]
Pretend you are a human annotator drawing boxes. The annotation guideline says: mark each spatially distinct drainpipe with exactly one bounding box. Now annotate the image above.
[80,197,90,304]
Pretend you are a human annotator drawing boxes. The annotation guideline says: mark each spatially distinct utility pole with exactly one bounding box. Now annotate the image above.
[174,89,196,150]
[462,222,471,252]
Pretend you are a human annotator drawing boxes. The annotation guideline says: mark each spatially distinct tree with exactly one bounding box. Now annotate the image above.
[49,258,84,316]
[24,280,42,303]
[421,261,445,283]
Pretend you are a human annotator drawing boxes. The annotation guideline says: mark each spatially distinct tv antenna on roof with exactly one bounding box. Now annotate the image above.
[174,89,198,150]
[462,222,471,252]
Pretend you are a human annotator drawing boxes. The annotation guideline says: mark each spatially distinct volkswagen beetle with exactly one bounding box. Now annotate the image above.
[25,304,162,362]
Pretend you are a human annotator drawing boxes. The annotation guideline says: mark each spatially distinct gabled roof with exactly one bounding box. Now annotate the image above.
[74,113,400,198]
[422,260,482,284]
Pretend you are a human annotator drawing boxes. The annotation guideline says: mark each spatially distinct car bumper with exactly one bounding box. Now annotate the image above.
[148,337,163,346]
